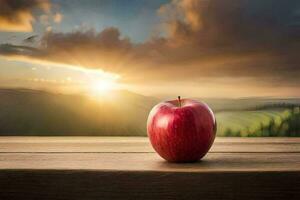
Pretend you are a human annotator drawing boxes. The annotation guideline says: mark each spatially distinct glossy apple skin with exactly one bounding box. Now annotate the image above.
[147,99,216,163]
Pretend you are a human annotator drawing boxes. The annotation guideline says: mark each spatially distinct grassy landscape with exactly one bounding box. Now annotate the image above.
[216,108,300,137]
[0,88,299,136]
[0,88,156,136]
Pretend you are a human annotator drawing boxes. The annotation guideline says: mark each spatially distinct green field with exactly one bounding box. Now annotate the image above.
[216,108,300,137]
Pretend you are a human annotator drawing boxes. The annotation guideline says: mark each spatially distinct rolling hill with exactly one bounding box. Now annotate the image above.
[0,88,158,136]
[0,88,299,136]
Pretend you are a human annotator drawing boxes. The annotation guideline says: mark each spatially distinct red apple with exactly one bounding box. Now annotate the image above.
[147,96,216,162]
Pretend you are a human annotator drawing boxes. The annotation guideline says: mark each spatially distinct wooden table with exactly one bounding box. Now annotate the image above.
[0,137,299,200]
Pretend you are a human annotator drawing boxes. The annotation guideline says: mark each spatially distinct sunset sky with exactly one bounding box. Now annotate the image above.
[0,0,299,98]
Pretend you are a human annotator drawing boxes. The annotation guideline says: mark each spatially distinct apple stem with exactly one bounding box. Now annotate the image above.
[178,96,181,107]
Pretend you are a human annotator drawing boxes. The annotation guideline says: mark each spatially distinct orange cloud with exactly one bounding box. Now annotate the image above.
[53,13,63,23]
[0,0,299,90]
[0,0,51,32]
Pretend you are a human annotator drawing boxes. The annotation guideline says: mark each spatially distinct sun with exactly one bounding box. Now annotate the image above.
[75,68,121,96]
[89,79,117,95]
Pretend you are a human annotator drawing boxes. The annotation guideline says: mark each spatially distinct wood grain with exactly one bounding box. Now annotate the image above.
[0,137,299,153]
[0,170,299,200]
[0,152,299,172]
[0,137,299,200]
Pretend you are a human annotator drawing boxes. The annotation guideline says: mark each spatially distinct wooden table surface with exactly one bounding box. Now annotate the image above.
[0,137,299,200]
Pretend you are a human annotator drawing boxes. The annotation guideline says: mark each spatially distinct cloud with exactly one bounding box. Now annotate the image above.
[0,0,51,32]
[53,13,63,23]
[46,26,52,32]
[39,14,50,26]
[40,12,63,25]
[0,27,133,73]
[0,43,41,56]
[0,0,299,88]
[159,0,300,48]
[142,0,300,82]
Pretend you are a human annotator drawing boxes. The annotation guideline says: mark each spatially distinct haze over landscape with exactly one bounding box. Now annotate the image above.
[0,0,299,136]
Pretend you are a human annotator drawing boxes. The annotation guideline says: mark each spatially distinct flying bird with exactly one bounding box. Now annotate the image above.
[23,35,38,44]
